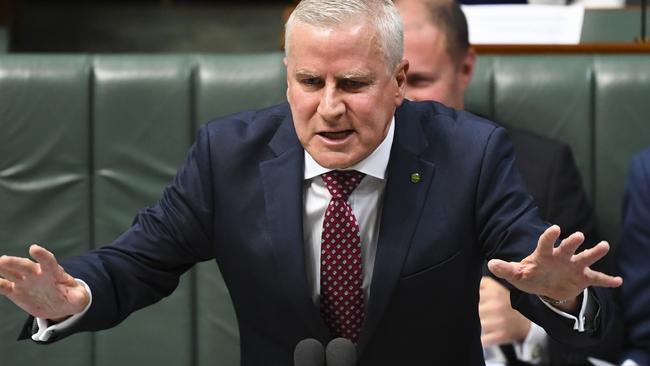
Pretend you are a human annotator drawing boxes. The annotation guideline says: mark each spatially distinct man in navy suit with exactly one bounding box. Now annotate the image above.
[0,1,622,365]
[618,148,650,366]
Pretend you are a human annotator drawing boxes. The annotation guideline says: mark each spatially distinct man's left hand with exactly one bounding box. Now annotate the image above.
[488,225,622,313]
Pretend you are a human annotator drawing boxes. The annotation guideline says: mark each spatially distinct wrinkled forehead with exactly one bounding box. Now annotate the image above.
[286,17,374,48]
[285,21,391,74]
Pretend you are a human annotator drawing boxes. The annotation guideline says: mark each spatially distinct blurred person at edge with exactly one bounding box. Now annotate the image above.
[617,148,650,366]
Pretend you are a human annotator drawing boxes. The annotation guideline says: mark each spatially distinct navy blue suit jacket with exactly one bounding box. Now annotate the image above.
[23,101,616,365]
[619,148,650,365]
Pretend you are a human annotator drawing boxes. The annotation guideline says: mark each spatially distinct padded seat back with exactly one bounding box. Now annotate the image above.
[466,54,650,244]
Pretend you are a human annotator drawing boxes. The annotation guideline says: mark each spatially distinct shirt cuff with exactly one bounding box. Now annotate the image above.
[32,279,92,342]
[538,288,591,331]
[621,360,641,366]
[586,357,639,366]
[513,322,548,364]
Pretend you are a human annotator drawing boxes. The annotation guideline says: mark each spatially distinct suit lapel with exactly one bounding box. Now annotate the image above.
[258,103,439,346]
[357,105,437,356]
[259,113,330,340]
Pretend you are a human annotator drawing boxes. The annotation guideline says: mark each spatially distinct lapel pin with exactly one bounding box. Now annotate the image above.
[410,172,421,184]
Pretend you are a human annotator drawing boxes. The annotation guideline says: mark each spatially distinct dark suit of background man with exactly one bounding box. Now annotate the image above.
[394,0,623,364]
[0,1,623,365]
[618,148,650,366]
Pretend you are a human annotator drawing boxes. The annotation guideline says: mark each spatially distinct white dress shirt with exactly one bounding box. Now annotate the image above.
[302,118,394,305]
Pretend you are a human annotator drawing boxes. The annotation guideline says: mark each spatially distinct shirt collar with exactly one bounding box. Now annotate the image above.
[303,117,394,181]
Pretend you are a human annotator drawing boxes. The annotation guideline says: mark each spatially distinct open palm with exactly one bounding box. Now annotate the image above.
[488,225,622,308]
[0,244,89,321]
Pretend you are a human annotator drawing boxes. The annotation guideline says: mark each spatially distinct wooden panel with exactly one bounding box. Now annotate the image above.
[475,43,650,54]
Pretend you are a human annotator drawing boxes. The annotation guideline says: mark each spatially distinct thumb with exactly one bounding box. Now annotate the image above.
[487,259,519,282]
[29,244,58,270]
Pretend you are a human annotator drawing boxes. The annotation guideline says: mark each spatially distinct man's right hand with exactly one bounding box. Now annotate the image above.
[0,244,89,322]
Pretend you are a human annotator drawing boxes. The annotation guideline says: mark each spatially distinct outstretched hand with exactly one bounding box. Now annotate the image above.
[0,244,89,322]
[488,225,622,313]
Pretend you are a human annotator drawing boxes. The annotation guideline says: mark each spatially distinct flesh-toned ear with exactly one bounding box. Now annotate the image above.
[394,59,409,102]
[458,47,476,93]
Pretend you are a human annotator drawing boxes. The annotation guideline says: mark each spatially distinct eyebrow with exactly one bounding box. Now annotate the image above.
[293,69,374,80]
[294,69,320,78]
[339,71,373,79]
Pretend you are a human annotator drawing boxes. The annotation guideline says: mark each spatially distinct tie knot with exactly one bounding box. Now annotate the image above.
[321,170,365,200]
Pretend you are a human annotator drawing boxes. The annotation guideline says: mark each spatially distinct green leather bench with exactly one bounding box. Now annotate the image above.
[1,53,649,365]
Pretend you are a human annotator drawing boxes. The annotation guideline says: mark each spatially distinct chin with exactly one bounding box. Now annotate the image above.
[313,153,358,170]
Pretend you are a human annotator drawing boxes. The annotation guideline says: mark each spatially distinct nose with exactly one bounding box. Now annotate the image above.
[317,84,345,121]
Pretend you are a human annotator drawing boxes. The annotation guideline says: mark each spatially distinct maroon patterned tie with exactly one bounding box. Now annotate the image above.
[320,170,366,344]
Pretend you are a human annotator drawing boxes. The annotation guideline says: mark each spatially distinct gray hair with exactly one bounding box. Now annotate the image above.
[285,0,404,72]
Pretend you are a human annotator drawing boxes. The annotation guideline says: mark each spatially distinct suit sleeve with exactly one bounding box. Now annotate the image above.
[475,127,616,348]
[20,125,217,342]
[618,152,650,365]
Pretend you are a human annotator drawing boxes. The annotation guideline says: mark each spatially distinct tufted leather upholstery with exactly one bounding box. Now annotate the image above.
[0,52,648,365]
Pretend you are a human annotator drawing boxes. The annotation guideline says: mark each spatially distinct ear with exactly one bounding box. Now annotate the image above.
[394,59,410,104]
[283,57,291,99]
[458,47,476,93]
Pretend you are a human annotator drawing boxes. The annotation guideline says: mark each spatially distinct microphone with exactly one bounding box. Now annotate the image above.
[294,338,325,366]
[325,338,357,366]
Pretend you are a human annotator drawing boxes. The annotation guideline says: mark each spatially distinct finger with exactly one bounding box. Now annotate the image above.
[480,315,498,331]
[480,276,488,290]
[0,256,39,277]
[536,225,561,257]
[0,266,24,282]
[584,268,623,288]
[479,290,487,305]
[479,289,495,304]
[556,231,584,258]
[0,278,15,295]
[487,259,519,282]
[479,305,499,322]
[481,331,505,348]
[574,241,611,268]
[479,282,501,304]
[29,244,60,274]
[481,276,499,289]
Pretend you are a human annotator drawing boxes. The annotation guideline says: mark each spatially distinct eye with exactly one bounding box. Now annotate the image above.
[299,77,323,88]
[407,75,435,88]
[340,79,367,91]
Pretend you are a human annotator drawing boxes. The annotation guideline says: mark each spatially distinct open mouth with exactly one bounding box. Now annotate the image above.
[319,130,353,140]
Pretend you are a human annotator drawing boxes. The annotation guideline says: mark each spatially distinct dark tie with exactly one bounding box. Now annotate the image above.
[320,170,366,344]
